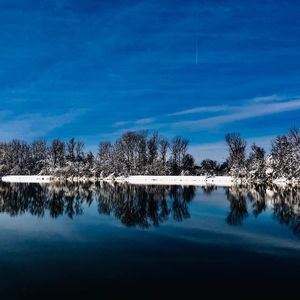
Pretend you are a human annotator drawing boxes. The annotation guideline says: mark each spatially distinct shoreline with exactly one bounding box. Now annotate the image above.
[1,175,299,187]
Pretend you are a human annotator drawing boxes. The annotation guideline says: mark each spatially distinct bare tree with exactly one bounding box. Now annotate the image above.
[158,137,169,175]
[97,142,114,176]
[50,139,65,172]
[247,143,266,180]
[169,137,189,175]
[67,138,76,162]
[225,133,246,178]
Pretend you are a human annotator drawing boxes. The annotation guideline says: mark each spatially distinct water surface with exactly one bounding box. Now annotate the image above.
[0,182,299,298]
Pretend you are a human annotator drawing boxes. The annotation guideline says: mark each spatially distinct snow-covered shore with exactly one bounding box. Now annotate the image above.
[126,175,237,186]
[2,175,54,183]
[1,175,298,186]
[1,175,238,186]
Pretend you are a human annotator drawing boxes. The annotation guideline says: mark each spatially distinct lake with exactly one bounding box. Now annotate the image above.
[0,182,299,298]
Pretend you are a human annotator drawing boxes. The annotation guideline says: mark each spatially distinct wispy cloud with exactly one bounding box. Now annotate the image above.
[168,105,231,116]
[252,95,285,103]
[112,121,129,128]
[134,117,155,125]
[0,109,86,141]
[112,117,155,128]
[111,95,300,134]
[173,98,300,129]
[106,95,300,141]
[168,95,292,118]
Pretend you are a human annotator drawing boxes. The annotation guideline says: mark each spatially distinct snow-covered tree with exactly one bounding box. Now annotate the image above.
[147,132,160,175]
[156,137,170,175]
[199,159,218,175]
[8,128,300,181]
[247,143,266,180]
[182,154,195,175]
[97,142,115,176]
[269,128,300,179]
[49,139,66,175]
[225,133,247,178]
[66,138,76,162]
[31,139,49,175]
[169,136,189,175]
[287,128,300,179]
[136,131,148,174]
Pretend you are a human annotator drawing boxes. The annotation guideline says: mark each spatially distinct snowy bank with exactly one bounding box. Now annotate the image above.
[2,175,54,183]
[126,176,237,186]
[1,175,298,187]
[1,175,237,186]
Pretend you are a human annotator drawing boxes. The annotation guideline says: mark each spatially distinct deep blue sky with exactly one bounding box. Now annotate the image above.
[0,0,300,161]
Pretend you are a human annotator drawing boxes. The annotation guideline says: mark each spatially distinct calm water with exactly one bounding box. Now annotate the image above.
[0,182,300,298]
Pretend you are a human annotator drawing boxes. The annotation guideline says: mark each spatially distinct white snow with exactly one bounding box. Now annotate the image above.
[2,175,54,183]
[126,175,236,186]
[1,175,298,187]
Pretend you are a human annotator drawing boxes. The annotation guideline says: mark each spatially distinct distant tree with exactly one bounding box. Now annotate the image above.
[67,138,76,162]
[97,142,114,176]
[84,151,95,176]
[31,139,49,175]
[225,133,246,178]
[287,128,300,178]
[50,139,65,173]
[136,131,148,174]
[182,154,195,175]
[149,135,170,175]
[147,132,159,174]
[169,137,189,175]
[247,143,266,180]
[200,159,218,176]
[118,131,138,175]
[216,161,228,175]
[159,137,169,167]
[75,141,84,162]
[269,128,300,179]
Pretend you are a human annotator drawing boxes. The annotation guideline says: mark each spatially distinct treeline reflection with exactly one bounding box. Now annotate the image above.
[225,185,300,235]
[0,183,300,235]
[0,183,195,228]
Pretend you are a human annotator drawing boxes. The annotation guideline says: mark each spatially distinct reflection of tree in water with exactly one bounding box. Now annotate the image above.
[225,184,300,236]
[270,186,300,236]
[169,186,192,222]
[225,186,248,225]
[0,182,195,228]
[97,184,195,228]
[247,185,267,217]
[1,182,300,234]
[201,185,217,195]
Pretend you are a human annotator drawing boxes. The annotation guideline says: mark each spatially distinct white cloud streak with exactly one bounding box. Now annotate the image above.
[0,109,86,141]
[112,117,155,128]
[167,105,231,116]
[252,94,285,103]
[108,95,300,139]
[173,99,300,129]
[134,117,155,125]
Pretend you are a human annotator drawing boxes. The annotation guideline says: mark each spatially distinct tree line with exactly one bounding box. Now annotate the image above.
[0,128,299,180]
[225,128,300,181]
[0,133,193,177]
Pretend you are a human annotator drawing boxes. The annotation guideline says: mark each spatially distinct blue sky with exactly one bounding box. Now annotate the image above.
[0,0,299,161]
